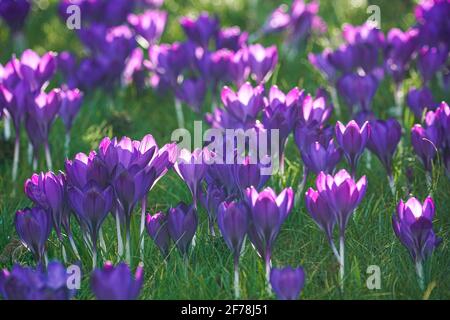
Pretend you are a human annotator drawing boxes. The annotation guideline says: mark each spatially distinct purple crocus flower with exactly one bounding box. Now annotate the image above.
[220,82,265,129]
[0,262,76,300]
[233,156,270,196]
[13,49,58,92]
[335,120,370,177]
[261,5,291,34]
[436,101,450,148]
[24,172,66,238]
[417,44,449,85]
[336,72,380,113]
[15,207,52,264]
[0,0,31,33]
[91,262,144,300]
[174,147,211,209]
[297,89,332,129]
[175,78,206,113]
[328,44,360,74]
[367,119,402,181]
[245,186,294,290]
[127,10,167,46]
[68,182,113,267]
[384,28,419,86]
[308,49,338,84]
[316,170,367,233]
[314,169,367,290]
[167,202,198,257]
[270,266,305,300]
[301,138,342,176]
[200,183,228,236]
[406,86,436,119]
[247,44,278,83]
[305,188,336,242]
[123,47,146,89]
[146,212,170,258]
[217,201,249,298]
[393,197,441,289]
[180,12,219,48]
[59,88,83,133]
[228,48,250,88]
[411,123,441,173]
[216,26,248,51]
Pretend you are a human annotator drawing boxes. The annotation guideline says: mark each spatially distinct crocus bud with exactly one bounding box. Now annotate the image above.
[167,202,198,257]
[316,170,367,233]
[393,197,441,263]
[180,12,219,48]
[174,148,211,208]
[367,119,402,178]
[297,89,332,129]
[417,45,448,85]
[0,262,76,300]
[217,201,249,256]
[308,49,337,84]
[216,26,248,51]
[248,44,278,84]
[335,120,370,176]
[146,212,170,257]
[175,78,206,113]
[0,0,31,33]
[15,207,52,263]
[301,139,342,175]
[305,188,336,240]
[406,86,436,119]
[411,124,440,172]
[270,266,305,300]
[336,73,380,113]
[59,88,83,133]
[91,262,144,300]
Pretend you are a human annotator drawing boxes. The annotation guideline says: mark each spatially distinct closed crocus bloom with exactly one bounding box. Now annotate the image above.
[305,188,335,241]
[127,10,167,45]
[217,201,249,298]
[175,78,206,113]
[200,183,228,236]
[91,262,144,300]
[328,44,359,74]
[393,197,441,289]
[221,83,265,127]
[228,48,250,88]
[217,201,249,256]
[216,26,248,51]
[270,266,305,300]
[0,262,76,300]
[0,0,31,33]
[167,202,198,257]
[406,86,436,119]
[146,212,170,257]
[367,119,402,180]
[180,12,219,48]
[245,186,294,290]
[233,156,270,196]
[301,138,342,175]
[435,102,450,147]
[417,45,449,84]
[24,172,65,237]
[248,44,278,83]
[337,73,379,113]
[308,49,337,84]
[59,88,83,133]
[208,49,234,84]
[297,89,332,129]
[316,170,367,232]
[15,207,52,264]
[68,182,113,266]
[384,28,418,85]
[335,120,370,176]
[174,148,211,208]
[261,4,290,34]
[411,124,440,173]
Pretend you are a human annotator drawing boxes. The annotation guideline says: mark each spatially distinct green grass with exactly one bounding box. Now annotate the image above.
[0,0,449,300]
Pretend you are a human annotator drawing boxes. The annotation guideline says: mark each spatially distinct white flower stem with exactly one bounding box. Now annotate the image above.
[27,142,33,165]
[234,255,240,299]
[3,111,11,140]
[394,84,404,117]
[339,234,345,293]
[388,175,396,195]
[265,251,271,295]
[175,98,185,128]
[139,198,147,261]
[125,228,131,265]
[44,141,53,171]
[330,86,341,118]
[415,260,425,291]
[64,132,71,158]
[99,227,107,253]
[116,209,124,259]
[12,134,20,182]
